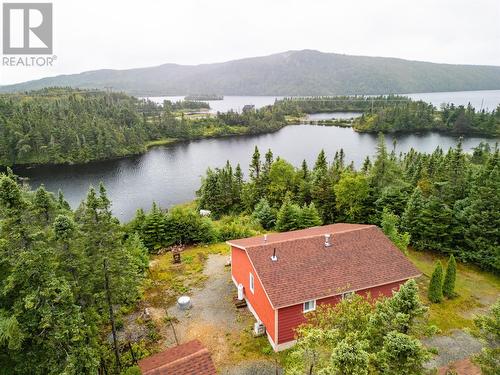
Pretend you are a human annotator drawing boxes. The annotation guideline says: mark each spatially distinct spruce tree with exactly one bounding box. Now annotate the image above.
[401,187,426,250]
[276,194,301,232]
[443,254,457,298]
[299,202,322,228]
[428,261,444,303]
[252,198,276,230]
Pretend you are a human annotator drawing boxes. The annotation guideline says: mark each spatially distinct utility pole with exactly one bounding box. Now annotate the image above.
[104,258,121,372]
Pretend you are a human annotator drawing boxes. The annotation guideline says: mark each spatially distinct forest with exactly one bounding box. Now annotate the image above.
[0,172,149,374]
[0,88,498,166]
[0,88,285,166]
[196,136,499,272]
[1,135,498,374]
[277,97,500,136]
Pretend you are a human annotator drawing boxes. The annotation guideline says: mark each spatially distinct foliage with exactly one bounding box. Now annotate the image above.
[443,255,457,298]
[197,139,499,271]
[473,300,500,375]
[428,261,444,303]
[381,208,410,253]
[0,174,147,374]
[252,198,276,230]
[287,280,428,374]
[0,88,285,166]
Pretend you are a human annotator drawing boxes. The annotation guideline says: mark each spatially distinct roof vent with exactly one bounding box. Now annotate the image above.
[264,234,268,242]
[270,248,278,262]
[324,234,332,247]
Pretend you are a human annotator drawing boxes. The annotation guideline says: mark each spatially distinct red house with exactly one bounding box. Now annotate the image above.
[228,223,421,351]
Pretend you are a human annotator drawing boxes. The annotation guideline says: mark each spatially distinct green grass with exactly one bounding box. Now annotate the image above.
[145,138,178,148]
[144,242,230,308]
[407,249,500,333]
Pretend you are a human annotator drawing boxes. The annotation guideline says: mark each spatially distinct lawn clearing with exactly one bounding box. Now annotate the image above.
[407,249,500,333]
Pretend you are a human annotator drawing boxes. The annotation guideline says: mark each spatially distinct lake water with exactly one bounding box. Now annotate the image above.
[147,89,500,113]
[14,125,497,222]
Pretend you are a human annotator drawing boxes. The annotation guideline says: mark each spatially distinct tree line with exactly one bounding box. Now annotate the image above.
[0,88,285,166]
[197,136,499,271]
[0,171,148,374]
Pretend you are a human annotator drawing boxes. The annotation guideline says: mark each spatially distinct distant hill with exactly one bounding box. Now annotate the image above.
[2,50,500,95]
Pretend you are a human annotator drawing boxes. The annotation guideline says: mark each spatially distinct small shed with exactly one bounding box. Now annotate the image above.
[138,339,216,375]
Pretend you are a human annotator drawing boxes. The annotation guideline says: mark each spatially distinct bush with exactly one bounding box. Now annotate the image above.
[122,366,141,375]
[216,215,261,241]
[443,255,457,298]
[428,261,444,303]
[164,206,217,245]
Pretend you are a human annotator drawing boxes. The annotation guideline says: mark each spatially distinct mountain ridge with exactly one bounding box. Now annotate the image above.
[2,50,500,95]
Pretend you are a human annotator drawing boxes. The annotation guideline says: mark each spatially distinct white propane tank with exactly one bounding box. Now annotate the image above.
[237,283,244,300]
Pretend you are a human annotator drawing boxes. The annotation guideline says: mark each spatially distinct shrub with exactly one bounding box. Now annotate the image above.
[216,215,261,241]
[164,206,217,245]
[428,261,444,303]
[443,255,457,298]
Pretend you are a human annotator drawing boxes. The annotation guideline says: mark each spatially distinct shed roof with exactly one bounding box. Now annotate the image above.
[138,339,216,375]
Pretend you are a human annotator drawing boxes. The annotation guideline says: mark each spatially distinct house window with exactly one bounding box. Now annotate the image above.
[249,272,254,293]
[342,291,355,300]
[303,300,316,313]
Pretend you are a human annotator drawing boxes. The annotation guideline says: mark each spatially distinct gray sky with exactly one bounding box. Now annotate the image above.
[1,0,500,85]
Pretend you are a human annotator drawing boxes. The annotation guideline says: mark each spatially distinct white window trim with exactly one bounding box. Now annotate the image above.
[249,272,254,294]
[303,299,316,313]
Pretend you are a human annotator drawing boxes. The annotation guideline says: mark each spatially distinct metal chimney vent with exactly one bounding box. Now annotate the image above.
[264,234,268,242]
[270,248,278,261]
[324,234,332,247]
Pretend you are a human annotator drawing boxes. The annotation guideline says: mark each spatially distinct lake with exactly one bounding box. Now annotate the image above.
[148,89,500,113]
[14,125,496,222]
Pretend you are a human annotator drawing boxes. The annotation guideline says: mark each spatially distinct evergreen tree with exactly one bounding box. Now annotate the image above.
[299,202,322,228]
[443,254,457,298]
[252,198,276,230]
[276,194,301,232]
[34,185,53,222]
[401,187,426,250]
[377,331,428,375]
[428,261,444,303]
[140,202,166,251]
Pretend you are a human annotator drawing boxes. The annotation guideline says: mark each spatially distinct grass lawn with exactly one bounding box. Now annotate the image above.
[407,249,500,333]
[143,242,229,309]
[145,138,178,149]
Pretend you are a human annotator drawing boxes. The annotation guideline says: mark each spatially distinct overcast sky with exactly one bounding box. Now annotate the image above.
[1,0,500,85]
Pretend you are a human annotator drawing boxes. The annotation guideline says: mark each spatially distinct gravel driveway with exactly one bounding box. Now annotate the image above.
[423,329,483,369]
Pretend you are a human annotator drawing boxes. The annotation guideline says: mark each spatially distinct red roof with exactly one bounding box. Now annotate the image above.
[228,224,421,308]
[138,340,216,375]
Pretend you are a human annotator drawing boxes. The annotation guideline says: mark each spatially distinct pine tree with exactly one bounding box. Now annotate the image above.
[34,185,53,222]
[299,202,322,228]
[401,187,426,250]
[428,261,444,303]
[252,198,276,230]
[443,254,457,298]
[141,202,166,251]
[276,194,301,232]
[381,208,410,253]
[249,146,261,181]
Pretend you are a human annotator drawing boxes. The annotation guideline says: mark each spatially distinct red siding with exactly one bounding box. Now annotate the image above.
[277,280,407,344]
[231,246,276,343]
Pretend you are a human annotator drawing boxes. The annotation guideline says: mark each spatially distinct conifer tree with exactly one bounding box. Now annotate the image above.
[252,198,276,230]
[443,254,457,298]
[401,187,426,250]
[276,194,301,232]
[299,202,322,228]
[428,261,444,303]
